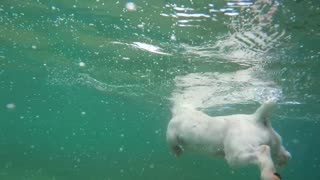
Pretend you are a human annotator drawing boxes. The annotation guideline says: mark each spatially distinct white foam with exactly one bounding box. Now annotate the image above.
[171,68,282,111]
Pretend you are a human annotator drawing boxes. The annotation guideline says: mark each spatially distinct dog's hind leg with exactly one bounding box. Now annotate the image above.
[225,144,280,180]
[225,149,258,168]
[275,146,291,167]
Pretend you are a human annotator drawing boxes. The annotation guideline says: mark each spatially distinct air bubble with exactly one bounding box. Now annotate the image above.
[119,146,124,152]
[125,2,137,11]
[6,103,16,110]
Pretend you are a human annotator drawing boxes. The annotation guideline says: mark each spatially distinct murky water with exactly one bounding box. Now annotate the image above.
[0,0,319,179]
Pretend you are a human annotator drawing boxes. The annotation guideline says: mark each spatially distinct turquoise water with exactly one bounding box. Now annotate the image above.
[0,0,319,179]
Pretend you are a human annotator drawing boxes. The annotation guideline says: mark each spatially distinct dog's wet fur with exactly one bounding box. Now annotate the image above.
[167,101,290,180]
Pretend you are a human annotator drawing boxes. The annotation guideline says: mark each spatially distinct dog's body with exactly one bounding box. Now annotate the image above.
[167,101,291,180]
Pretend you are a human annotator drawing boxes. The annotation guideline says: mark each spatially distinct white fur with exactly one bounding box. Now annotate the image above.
[167,101,291,180]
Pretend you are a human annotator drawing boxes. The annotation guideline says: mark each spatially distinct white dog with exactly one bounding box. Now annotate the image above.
[166,101,291,180]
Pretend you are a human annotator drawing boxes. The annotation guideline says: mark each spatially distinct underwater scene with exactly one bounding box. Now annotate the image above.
[0,0,319,179]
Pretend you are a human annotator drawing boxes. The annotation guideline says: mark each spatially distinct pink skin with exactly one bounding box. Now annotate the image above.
[258,145,282,180]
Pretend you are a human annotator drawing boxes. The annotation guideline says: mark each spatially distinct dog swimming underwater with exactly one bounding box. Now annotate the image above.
[167,101,291,180]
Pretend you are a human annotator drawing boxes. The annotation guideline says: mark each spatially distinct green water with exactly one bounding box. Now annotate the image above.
[0,0,319,179]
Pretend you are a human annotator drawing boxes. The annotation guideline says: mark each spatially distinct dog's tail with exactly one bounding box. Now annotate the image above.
[254,101,276,124]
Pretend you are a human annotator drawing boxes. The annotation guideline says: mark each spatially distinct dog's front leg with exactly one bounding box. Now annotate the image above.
[166,124,183,157]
